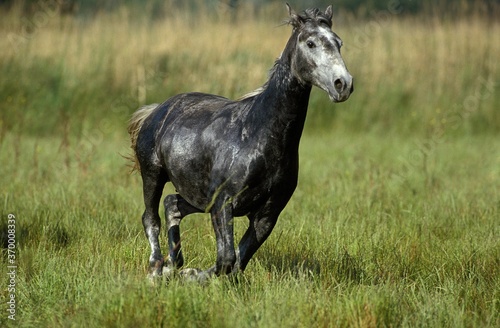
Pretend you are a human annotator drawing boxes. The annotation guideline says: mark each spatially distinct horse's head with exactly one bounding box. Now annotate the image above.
[287,4,353,102]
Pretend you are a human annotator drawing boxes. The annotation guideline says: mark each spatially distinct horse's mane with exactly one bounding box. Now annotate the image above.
[287,7,332,29]
[237,62,278,101]
[238,7,331,101]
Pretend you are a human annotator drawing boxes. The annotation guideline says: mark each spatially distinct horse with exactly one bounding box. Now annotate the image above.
[128,4,353,280]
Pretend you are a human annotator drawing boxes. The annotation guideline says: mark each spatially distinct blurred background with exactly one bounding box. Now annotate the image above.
[0,0,500,187]
[1,0,498,140]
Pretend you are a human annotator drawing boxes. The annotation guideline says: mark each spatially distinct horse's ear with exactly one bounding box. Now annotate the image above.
[325,5,333,22]
[286,2,303,28]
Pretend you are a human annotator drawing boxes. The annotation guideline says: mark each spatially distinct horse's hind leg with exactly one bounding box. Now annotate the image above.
[164,194,201,268]
[141,170,167,277]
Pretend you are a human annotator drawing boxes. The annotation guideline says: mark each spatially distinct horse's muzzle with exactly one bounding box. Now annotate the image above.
[330,76,353,102]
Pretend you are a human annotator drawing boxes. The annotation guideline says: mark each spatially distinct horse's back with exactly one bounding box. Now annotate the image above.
[140,92,264,210]
[134,93,227,172]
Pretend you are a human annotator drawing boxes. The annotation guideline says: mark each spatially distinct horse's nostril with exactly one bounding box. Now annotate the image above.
[334,79,344,92]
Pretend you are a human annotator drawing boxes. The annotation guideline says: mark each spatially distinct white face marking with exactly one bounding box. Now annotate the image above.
[293,24,353,102]
[318,26,336,45]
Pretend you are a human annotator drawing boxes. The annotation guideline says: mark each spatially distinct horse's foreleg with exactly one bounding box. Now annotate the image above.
[164,194,201,268]
[210,195,237,275]
[237,211,278,272]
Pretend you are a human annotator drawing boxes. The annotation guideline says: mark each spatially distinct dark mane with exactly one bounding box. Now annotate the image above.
[237,61,279,101]
[239,6,333,101]
[287,7,332,29]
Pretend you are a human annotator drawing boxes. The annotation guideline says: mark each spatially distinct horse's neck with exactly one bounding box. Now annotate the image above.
[253,58,312,151]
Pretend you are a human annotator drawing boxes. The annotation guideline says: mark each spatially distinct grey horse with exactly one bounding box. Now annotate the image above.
[128,4,353,280]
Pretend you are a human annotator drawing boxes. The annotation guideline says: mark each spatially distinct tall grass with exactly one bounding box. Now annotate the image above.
[0,3,498,136]
[1,3,499,327]
[1,131,499,327]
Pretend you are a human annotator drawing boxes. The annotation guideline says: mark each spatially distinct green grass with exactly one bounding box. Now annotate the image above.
[1,4,500,327]
[1,131,499,327]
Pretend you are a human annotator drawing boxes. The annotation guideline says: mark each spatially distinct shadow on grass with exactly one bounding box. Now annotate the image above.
[1,214,71,253]
[258,247,367,284]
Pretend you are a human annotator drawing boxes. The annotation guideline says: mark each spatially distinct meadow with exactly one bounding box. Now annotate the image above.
[1,2,499,327]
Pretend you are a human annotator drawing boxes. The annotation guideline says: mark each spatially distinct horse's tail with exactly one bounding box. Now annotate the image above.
[127,103,158,172]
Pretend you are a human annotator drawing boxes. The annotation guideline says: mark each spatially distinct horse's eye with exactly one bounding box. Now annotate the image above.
[306,41,316,49]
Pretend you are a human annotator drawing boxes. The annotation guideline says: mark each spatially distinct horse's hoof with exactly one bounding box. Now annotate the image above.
[147,270,162,285]
[179,268,201,279]
[179,268,212,283]
[162,266,176,277]
[147,266,176,286]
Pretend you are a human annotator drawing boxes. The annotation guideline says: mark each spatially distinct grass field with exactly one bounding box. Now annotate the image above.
[1,3,499,327]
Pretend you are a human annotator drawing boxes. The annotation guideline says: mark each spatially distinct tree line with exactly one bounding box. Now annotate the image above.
[1,0,499,17]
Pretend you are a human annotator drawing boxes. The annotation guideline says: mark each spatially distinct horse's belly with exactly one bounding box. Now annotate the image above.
[162,142,291,215]
[158,107,298,215]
